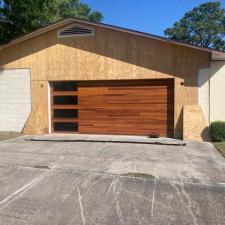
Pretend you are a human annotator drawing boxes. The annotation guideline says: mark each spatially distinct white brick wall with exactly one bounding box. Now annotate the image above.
[0,69,31,132]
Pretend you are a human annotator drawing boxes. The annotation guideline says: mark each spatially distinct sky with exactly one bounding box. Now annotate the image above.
[81,0,225,36]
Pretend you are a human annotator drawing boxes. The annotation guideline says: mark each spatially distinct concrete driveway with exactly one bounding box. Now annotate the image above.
[0,134,225,225]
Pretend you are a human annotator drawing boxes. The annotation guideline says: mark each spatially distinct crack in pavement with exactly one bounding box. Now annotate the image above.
[113,177,124,225]
[171,182,199,225]
[151,179,157,224]
[77,185,86,225]
[0,170,49,210]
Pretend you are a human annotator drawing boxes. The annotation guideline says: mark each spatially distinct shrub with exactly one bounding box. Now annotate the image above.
[210,121,225,142]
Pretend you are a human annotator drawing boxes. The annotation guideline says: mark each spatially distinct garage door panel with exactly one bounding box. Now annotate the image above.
[80,123,169,129]
[79,79,173,87]
[79,126,170,136]
[79,89,170,97]
[79,103,171,108]
[80,113,173,120]
[78,79,174,137]
[79,103,171,109]
[79,98,171,105]
[79,93,169,99]
[79,105,173,114]
[80,117,173,123]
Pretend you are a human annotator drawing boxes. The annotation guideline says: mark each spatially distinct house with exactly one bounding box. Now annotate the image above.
[0,18,224,141]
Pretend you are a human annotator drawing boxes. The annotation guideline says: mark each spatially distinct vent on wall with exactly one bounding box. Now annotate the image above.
[58,24,94,38]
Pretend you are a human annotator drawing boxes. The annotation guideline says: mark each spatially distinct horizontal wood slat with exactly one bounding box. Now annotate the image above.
[78,79,174,87]
[52,118,78,123]
[78,79,174,137]
[52,105,79,109]
[53,131,79,134]
[52,91,78,96]
[78,127,170,136]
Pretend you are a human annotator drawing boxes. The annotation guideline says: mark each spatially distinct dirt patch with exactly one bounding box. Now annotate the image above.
[0,131,22,141]
[34,165,51,170]
[120,173,155,179]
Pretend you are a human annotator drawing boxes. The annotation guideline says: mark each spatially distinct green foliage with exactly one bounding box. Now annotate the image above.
[210,121,225,142]
[164,2,225,50]
[0,0,103,44]
[214,142,225,158]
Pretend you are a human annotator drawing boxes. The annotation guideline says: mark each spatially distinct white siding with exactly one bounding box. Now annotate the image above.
[0,69,31,132]
[198,68,210,124]
[198,61,225,123]
[210,61,225,121]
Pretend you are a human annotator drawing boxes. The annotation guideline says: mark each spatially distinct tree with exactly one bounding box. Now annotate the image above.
[164,1,225,50]
[0,0,103,44]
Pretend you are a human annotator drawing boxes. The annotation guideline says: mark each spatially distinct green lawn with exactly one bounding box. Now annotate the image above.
[214,142,225,158]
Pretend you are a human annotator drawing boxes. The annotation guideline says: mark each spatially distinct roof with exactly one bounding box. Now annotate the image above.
[1,17,225,60]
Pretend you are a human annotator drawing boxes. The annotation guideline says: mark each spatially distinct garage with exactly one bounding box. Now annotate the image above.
[0,18,214,140]
[50,79,174,137]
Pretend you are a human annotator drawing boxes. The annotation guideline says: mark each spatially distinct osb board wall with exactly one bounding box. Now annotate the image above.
[0,22,210,138]
[183,105,210,141]
[22,81,49,134]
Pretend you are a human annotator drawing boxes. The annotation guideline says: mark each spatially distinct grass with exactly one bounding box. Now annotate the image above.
[214,142,225,158]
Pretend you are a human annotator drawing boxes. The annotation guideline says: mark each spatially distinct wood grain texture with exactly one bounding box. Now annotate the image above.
[0,22,210,138]
[22,81,49,134]
[78,79,174,137]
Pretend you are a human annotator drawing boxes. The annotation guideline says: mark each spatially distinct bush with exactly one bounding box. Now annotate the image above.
[210,121,225,142]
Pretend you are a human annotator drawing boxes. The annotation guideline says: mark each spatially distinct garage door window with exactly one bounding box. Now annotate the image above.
[54,109,78,118]
[53,96,78,105]
[50,81,78,133]
[53,82,77,91]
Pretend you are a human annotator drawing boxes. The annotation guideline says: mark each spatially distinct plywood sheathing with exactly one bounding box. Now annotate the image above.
[183,105,210,141]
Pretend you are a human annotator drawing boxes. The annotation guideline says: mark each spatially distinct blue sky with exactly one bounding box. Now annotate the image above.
[81,0,225,36]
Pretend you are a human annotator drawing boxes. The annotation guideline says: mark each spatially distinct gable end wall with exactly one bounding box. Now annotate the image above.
[0,23,210,138]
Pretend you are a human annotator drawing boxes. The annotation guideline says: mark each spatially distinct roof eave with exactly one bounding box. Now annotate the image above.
[0,17,225,60]
[0,19,75,51]
[212,51,225,61]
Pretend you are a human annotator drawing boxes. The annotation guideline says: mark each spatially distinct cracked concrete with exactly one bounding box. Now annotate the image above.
[0,134,225,224]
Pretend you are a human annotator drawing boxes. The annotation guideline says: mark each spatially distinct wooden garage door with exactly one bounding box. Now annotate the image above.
[78,79,174,137]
